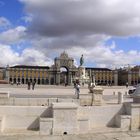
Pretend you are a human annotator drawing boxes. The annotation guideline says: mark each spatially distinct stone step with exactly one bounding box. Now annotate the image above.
[115,115,131,131]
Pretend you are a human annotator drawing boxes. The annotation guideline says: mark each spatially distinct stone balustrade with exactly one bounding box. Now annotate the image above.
[0,92,9,98]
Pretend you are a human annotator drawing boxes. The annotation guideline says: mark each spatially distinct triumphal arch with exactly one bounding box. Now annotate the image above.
[50,52,78,85]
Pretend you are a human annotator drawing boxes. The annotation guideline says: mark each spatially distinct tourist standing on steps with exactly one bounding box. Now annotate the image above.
[75,83,80,99]
[32,80,36,90]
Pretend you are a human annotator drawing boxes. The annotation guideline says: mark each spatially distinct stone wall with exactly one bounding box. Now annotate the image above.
[0,98,78,106]
[0,103,125,134]
[131,104,140,131]
[79,105,123,128]
[0,106,48,131]
[0,102,140,135]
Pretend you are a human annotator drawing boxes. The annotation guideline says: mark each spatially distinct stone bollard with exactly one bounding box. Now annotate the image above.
[118,92,123,104]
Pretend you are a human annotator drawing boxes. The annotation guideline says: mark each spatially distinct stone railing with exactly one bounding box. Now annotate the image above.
[0,91,9,98]
[80,86,103,106]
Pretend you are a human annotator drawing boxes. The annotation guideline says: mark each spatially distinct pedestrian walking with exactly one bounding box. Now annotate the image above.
[27,80,31,90]
[75,83,80,99]
[126,82,128,88]
[32,80,36,90]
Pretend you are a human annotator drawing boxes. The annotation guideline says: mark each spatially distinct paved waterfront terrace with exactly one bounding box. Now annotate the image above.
[0,84,140,140]
[0,84,131,101]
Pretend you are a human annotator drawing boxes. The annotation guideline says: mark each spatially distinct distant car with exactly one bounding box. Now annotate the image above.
[128,87,136,95]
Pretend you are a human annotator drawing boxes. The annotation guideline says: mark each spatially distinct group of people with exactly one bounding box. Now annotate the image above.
[27,80,36,90]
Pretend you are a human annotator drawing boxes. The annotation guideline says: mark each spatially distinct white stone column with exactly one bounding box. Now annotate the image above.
[68,72,72,85]
[5,68,9,83]
[56,73,60,85]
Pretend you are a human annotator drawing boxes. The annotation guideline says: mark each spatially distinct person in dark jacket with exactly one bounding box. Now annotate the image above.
[32,80,36,90]
[27,80,31,90]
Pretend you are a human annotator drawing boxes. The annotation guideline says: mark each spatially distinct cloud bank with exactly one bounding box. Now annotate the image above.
[1,0,140,67]
[0,44,53,66]
[20,0,140,37]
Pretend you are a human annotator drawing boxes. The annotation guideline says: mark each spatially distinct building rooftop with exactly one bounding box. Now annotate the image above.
[10,65,50,69]
[85,67,112,71]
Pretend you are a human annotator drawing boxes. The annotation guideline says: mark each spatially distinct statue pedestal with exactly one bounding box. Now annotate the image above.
[132,87,140,103]
[77,66,86,84]
[78,66,85,79]
[90,86,103,106]
[80,86,103,106]
[75,66,90,85]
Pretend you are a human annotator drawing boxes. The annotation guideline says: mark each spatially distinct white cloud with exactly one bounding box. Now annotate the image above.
[19,0,140,37]
[66,43,140,68]
[0,44,53,66]
[0,44,20,66]
[3,0,138,68]
[0,26,26,44]
[0,17,10,28]
[21,48,53,66]
[0,41,140,68]
[21,14,33,23]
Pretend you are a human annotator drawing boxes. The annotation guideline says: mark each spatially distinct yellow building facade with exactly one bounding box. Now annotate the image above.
[0,69,3,80]
[8,65,50,85]
[86,68,118,85]
[5,52,118,85]
[118,66,140,86]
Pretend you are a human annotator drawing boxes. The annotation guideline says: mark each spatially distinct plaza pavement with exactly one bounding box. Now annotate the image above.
[0,84,132,103]
[0,84,130,96]
[0,131,140,140]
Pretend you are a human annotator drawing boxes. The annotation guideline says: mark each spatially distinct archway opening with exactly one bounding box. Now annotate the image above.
[22,78,24,84]
[10,78,12,82]
[14,78,16,84]
[46,78,49,85]
[26,78,28,84]
[60,67,68,85]
[50,77,54,85]
[38,78,40,85]
[42,79,45,85]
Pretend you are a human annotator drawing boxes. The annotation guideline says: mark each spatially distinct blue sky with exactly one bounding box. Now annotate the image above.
[0,0,140,68]
[0,0,24,26]
[106,37,140,52]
